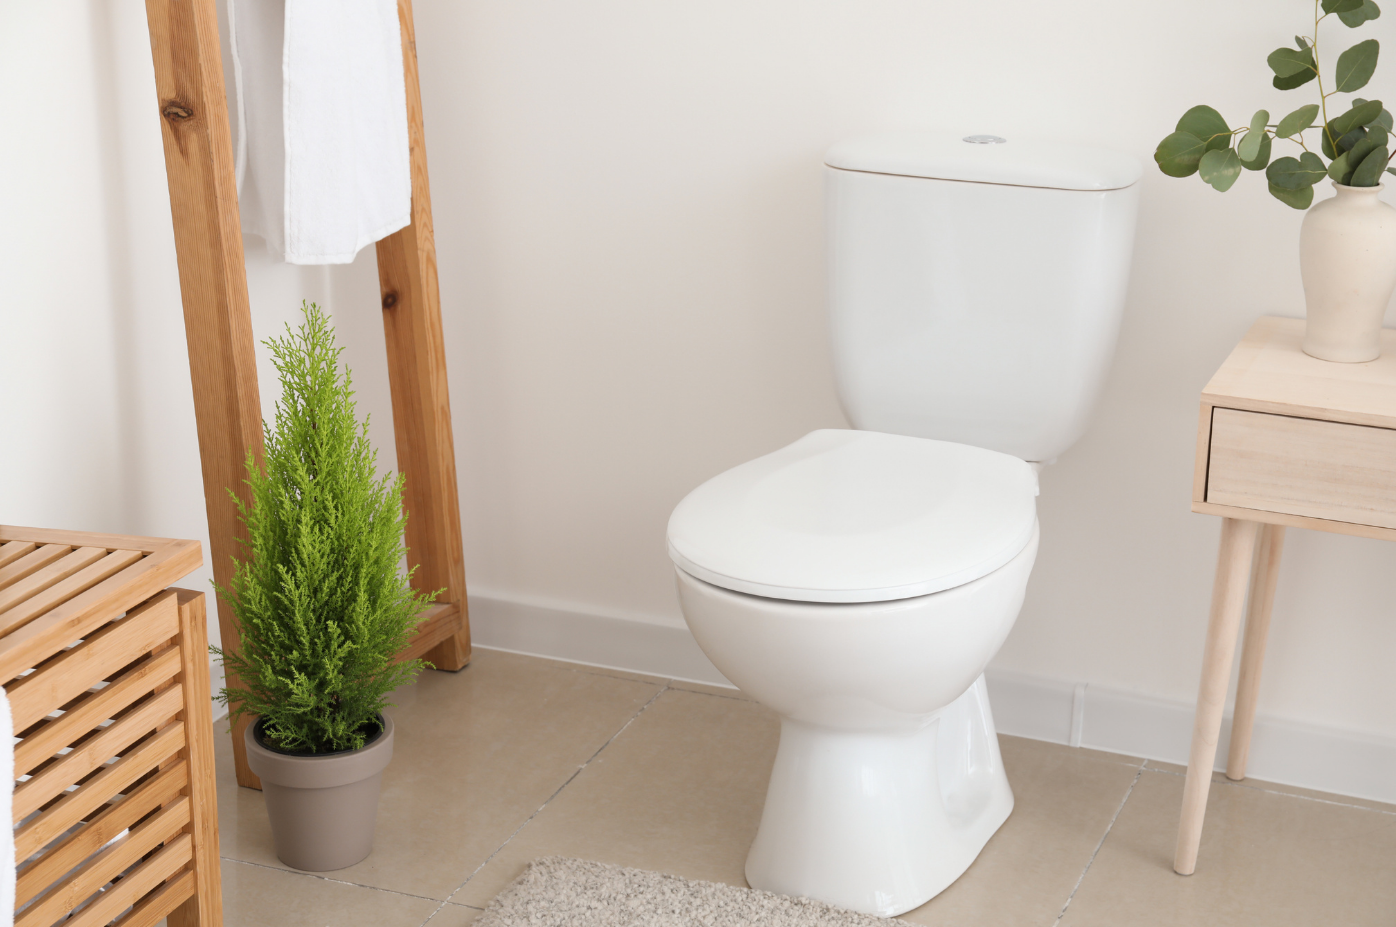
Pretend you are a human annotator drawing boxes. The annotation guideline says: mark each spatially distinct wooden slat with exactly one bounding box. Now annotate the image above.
[0,541,198,685]
[16,797,189,927]
[0,549,144,637]
[15,761,188,907]
[0,547,107,615]
[144,0,264,791]
[114,870,196,927]
[7,590,181,731]
[0,546,72,592]
[374,0,470,674]
[1207,408,1396,529]
[167,589,222,927]
[0,541,37,568]
[14,685,184,821]
[15,647,182,777]
[16,722,185,860]
[63,833,193,927]
[0,526,163,554]
[397,602,461,665]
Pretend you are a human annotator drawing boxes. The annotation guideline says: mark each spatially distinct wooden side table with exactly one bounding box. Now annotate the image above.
[1175,316,1396,875]
[0,526,222,926]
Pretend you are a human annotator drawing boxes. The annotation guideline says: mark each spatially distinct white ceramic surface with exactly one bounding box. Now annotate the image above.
[667,429,1039,603]
[674,526,1037,916]
[824,130,1142,191]
[1300,182,1396,363]
[825,151,1139,461]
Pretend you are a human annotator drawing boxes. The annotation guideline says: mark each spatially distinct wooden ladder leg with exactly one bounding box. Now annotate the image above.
[145,0,263,790]
[168,590,224,927]
[1174,517,1261,875]
[375,0,471,670]
[1226,524,1286,782]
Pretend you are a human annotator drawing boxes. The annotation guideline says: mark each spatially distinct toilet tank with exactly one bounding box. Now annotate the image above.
[825,132,1142,462]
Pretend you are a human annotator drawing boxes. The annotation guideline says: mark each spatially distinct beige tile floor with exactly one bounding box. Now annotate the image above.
[206,649,1396,926]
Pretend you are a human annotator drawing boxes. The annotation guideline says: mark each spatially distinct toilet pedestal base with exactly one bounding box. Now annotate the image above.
[745,675,1013,917]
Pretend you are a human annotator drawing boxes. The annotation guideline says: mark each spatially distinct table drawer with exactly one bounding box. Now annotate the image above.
[1207,407,1396,528]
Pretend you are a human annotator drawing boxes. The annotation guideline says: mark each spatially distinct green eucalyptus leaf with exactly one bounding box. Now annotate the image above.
[1339,0,1381,26]
[1296,35,1310,49]
[1274,68,1318,90]
[1368,125,1389,147]
[1323,0,1365,13]
[1346,133,1382,165]
[1387,167,1396,177]
[1267,153,1328,189]
[1268,46,1317,78]
[1176,105,1233,151]
[1350,144,1390,185]
[1239,131,1272,170]
[1339,127,1368,151]
[1269,181,1315,209]
[1325,99,1384,155]
[1276,104,1321,138]
[1199,148,1243,192]
[1375,109,1395,130]
[1334,39,1380,92]
[1328,150,1354,183]
[1238,111,1269,161]
[1155,131,1208,177]
[1333,98,1385,134]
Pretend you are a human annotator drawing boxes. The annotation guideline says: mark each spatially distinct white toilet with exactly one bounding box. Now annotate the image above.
[666,132,1141,917]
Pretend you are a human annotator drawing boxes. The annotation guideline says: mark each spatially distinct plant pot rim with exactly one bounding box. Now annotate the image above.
[1329,181,1386,193]
[245,712,395,790]
[253,715,387,757]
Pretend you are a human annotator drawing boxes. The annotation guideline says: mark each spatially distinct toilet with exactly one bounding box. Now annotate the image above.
[666,132,1141,916]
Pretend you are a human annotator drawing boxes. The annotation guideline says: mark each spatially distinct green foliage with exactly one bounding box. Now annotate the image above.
[213,302,435,754]
[1154,0,1393,208]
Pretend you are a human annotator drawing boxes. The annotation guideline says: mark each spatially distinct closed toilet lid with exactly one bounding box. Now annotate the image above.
[666,430,1038,603]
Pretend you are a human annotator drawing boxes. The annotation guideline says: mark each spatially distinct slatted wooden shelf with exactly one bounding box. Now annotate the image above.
[0,526,220,927]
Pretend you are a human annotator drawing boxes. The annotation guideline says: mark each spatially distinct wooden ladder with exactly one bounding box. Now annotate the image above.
[143,0,470,789]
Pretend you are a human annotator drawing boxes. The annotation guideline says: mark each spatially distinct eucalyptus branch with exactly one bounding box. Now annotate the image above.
[1152,0,1387,209]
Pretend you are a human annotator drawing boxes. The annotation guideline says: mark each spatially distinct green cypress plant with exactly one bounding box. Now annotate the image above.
[213,302,435,754]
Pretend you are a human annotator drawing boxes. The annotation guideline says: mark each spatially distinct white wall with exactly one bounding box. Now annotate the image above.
[4,1,1396,791]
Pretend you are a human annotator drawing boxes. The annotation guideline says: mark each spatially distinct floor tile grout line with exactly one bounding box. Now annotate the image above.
[1137,765,1396,816]
[1053,764,1144,924]
[221,855,445,904]
[440,683,673,907]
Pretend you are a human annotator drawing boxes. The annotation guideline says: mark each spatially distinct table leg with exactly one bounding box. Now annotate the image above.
[1226,524,1286,782]
[1174,517,1262,876]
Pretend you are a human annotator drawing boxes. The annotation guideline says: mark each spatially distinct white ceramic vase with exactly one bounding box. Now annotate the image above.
[1300,182,1396,363]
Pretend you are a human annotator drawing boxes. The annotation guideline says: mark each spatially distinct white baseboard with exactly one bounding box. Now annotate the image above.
[469,591,1396,806]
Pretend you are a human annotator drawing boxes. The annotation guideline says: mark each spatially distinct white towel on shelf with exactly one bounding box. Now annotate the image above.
[0,687,13,927]
[229,0,412,265]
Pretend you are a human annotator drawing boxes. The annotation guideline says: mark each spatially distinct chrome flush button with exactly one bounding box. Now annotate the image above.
[963,135,1007,144]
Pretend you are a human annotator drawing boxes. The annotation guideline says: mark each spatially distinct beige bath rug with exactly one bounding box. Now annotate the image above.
[475,857,886,927]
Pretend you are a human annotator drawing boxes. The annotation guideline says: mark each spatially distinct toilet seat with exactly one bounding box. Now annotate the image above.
[666,429,1039,604]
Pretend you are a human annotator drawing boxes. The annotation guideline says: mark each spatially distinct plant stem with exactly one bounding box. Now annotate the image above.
[1315,0,1337,152]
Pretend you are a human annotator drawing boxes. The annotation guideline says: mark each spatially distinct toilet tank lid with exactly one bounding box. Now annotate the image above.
[825,131,1143,191]
[666,430,1039,604]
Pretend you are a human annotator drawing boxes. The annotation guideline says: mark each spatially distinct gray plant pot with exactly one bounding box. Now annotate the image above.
[244,713,394,872]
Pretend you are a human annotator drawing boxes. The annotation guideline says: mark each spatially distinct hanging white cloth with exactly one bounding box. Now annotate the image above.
[229,0,412,265]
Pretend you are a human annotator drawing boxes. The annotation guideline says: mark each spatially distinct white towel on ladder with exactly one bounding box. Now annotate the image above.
[1,687,13,927]
[230,0,412,265]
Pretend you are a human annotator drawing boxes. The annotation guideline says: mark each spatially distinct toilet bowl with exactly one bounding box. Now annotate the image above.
[675,535,1037,915]
[667,131,1140,915]
[668,428,1040,915]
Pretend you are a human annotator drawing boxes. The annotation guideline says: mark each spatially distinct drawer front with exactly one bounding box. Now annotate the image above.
[1207,407,1396,528]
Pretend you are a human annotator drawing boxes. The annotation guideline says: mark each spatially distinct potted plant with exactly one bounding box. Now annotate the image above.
[214,302,435,872]
[1154,0,1396,362]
